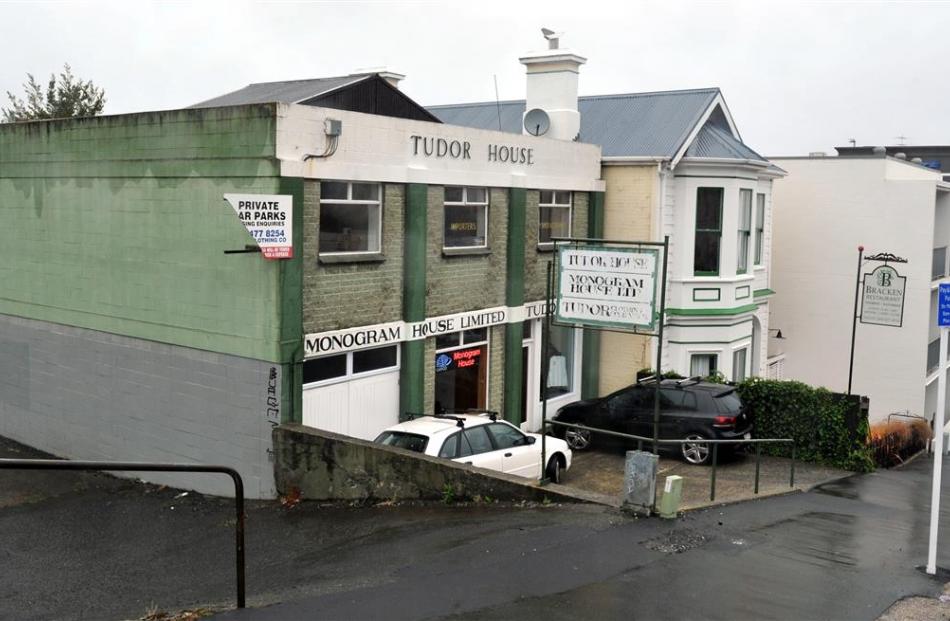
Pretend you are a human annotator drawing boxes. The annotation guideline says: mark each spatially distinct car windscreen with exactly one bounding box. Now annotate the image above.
[713,390,743,413]
[374,431,429,453]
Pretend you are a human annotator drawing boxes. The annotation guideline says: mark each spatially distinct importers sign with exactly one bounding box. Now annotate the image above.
[556,247,659,331]
[861,264,906,327]
[224,194,293,259]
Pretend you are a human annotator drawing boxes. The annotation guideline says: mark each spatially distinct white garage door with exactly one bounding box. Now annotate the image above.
[302,345,400,441]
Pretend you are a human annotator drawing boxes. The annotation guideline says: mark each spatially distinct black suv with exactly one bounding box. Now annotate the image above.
[551,378,752,465]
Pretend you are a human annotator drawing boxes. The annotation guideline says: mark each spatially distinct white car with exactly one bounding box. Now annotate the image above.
[374,413,572,483]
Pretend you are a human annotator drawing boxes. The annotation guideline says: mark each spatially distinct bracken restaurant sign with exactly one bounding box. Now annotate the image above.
[861,264,906,327]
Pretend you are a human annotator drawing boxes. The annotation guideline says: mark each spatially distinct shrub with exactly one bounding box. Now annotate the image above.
[636,368,685,381]
[869,419,931,468]
[736,378,874,472]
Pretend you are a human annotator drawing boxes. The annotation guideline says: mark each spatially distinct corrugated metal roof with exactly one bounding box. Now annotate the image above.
[428,88,723,158]
[683,123,767,162]
[190,75,370,108]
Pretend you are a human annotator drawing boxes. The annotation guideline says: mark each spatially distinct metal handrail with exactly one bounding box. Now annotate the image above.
[544,419,796,502]
[0,459,246,609]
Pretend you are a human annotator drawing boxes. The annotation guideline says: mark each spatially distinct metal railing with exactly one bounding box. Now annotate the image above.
[934,246,948,281]
[544,420,796,502]
[0,459,246,609]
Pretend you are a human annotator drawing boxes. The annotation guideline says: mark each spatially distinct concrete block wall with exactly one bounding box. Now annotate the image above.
[0,313,278,498]
[425,186,509,315]
[302,181,405,334]
[523,191,590,302]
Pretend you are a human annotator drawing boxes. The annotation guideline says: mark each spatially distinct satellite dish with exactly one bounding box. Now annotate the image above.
[524,108,550,136]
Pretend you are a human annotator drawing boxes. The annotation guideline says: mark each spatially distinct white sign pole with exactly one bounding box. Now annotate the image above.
[928,326,948,575]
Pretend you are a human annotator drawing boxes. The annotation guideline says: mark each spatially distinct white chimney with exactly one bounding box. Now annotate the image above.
[519,30,586,141]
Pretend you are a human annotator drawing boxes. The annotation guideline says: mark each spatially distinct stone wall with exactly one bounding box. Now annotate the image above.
[273,423,596,503]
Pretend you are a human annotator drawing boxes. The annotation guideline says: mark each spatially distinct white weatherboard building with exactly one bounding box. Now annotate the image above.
[432,40,785,391]
[770,154,950,421]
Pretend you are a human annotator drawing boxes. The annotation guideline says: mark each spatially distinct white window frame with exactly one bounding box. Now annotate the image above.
[689,352,719,377]
[303,344,400,389]
[443,186,489,250]
[737,189,753,274]
[538,190,572,248]
[732,347,748,382]
[318,181,383,256]
[754,193,766,267]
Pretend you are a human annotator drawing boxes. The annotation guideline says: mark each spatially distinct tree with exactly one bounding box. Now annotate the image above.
[3,64,105,122]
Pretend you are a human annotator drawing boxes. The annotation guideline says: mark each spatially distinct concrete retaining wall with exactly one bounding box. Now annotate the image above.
[273,423,600,503]
[0,313,278,498]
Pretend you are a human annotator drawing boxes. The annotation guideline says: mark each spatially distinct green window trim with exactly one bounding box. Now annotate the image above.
[754,193,765,266]
[735,285,751,300]
[737,189,752,275]
[666,303,758,317]
[694,187,723,277]
[692,287,721,302]
[753,288,775,298]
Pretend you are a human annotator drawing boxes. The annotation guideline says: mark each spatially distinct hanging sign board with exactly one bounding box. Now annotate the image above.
[223,194,293,259]
[860,264,906,327]
[939,284,950,327]
[555,246,659,332]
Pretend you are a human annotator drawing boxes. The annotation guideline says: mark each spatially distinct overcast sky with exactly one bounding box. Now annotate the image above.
[2,0,947,155]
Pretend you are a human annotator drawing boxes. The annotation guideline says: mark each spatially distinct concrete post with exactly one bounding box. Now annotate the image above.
[622,450,658,516]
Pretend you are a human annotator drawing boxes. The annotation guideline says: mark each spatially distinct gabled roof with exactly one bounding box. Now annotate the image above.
[684,123,767,163]
[429,87,769,167]
[191,73,441,122]
[191,75,370,108]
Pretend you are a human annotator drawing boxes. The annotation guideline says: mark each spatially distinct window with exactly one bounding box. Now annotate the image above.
[319,181,382,254]
[659,389,698,410]
[303,345,399,386]
[439,431,474,459]
[542,324,575,400]
[538,190,572,245]
[463,426,494,455]
[690,353,718,377]
[754,193,765,266]
[434,329,489,414]
[737,190,752,274]
[435,328,488,352]
[376,431,428,453]
[732,348,748,382]
[694,188,723,275]
[444,186,488,249]
[487,423,526,449]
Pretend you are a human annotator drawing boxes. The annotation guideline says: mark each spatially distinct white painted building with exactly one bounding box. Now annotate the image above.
[770,154,950,421]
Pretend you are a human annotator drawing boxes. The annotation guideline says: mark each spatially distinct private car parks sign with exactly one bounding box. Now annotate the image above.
[556,246,659,331]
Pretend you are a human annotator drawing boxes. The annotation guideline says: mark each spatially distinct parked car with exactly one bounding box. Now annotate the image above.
[551,378,752,465]
[374,413,572,483]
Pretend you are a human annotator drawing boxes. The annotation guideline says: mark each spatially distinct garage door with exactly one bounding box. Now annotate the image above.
[301,345,400,441]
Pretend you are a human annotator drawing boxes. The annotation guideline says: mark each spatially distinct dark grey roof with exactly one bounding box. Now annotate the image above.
[428,88,722,158]
[191,75,370,108]
[683,123,767,162]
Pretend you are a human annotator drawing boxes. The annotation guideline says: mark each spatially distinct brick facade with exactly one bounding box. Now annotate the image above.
[302,180,405,334]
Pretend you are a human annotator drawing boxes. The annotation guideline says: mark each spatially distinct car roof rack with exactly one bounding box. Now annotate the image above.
[432,414,466,427]
[464,408,499,421]
[675,376,703,387]
[637,374,658,385]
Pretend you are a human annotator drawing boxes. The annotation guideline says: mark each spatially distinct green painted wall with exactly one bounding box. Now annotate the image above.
[0,105,292,363]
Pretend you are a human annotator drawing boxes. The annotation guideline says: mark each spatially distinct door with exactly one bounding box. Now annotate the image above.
[302,370,400,441]
[458,425,503,472]
[486,422,538,478]
[604,386,650,438]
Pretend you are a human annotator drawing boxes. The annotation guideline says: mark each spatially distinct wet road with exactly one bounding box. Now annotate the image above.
[217,456,950,621]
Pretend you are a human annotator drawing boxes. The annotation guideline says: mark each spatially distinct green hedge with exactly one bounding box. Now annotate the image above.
[736,378,874,472]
